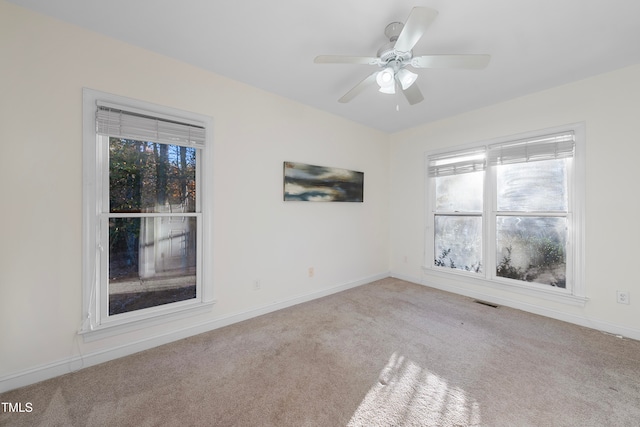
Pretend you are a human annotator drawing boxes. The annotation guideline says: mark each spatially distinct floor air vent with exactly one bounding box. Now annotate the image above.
[474,300,499,308]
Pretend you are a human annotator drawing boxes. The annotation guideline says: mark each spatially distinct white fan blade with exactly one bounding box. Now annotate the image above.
[394,7,439,53]
[411,54,491,69]
[339,72,378,103]
[401,82,424,105]
[315,55,380,65]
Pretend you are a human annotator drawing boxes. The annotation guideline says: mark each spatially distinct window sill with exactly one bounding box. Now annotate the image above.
[421,266,588,307]
[79,300,216,342]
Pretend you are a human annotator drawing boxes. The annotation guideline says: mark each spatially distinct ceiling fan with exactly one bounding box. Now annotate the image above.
[314,7,491,105]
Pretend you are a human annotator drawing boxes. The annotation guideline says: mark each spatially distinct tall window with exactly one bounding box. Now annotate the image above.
[430,147,486,273]
[82,89,214,336]
[426,124,585,299]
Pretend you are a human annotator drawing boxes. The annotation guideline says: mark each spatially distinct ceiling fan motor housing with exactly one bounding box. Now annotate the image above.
[377,42,412,64]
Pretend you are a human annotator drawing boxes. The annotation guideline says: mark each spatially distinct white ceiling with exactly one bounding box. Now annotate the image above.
[9,0,640,133]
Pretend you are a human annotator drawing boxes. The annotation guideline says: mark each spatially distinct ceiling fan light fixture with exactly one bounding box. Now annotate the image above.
[396,68,417,90]
[376,68,396,94]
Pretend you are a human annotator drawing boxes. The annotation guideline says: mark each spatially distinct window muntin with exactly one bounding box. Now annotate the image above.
[427,127,580,295]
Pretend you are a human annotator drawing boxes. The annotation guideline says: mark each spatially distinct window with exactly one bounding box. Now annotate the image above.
[426,124,585,301]
[82,89,214,337]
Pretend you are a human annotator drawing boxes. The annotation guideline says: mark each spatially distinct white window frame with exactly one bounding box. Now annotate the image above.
[424,123,586,305]
[81,88,215,340]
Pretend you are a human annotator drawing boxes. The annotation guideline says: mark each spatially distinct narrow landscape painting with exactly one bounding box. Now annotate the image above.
[284,161,364,202]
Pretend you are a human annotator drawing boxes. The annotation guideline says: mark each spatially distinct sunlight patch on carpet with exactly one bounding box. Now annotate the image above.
[348,352,481,427]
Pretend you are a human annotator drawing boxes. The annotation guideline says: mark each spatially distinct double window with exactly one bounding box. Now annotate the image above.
[82,89,214,337]
[426,124,585,299]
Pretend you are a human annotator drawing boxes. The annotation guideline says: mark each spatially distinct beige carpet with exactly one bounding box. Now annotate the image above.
[2,278,639,426]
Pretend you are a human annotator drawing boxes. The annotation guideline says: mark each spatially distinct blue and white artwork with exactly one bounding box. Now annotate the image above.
[284,162,364,202]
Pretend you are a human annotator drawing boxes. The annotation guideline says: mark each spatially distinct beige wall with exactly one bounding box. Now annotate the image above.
[0,1,390,390]
[389,64,640,337]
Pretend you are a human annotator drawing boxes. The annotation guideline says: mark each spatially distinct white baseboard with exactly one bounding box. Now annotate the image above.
[0,272,390,394]
[390,271,640,342]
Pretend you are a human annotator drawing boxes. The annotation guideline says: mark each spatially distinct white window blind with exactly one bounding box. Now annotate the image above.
[488,131,574,165]
[427,147,486,177]
[96,102,206,147]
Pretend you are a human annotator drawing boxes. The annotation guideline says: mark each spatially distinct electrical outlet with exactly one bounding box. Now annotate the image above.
[253,280,261,290]
[617,291,629,305]
[308,267,314,278]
